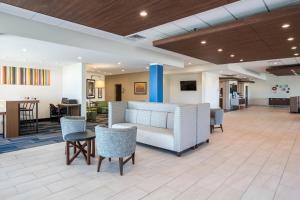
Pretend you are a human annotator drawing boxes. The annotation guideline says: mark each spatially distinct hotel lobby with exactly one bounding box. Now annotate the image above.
[1,0,300,199]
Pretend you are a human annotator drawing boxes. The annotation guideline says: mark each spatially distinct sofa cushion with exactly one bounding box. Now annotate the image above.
[150,111,167,128]
[125,109,137,123]
[167,113,174,129]
[112,123,174,150]
[136,110,151,126]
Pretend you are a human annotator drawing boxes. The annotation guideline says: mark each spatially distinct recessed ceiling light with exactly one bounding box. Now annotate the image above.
[217,48,223,52]
[201,40,207,45]
[287,37,294,41]
[281,24,290,29]
[274,62,278,65]
[294,53,299,56]
[140,10,148,17]
[77,56,82,60]
[21,48,27,52]
[240,59,244,62]
[291,46,297,50]
[118,62,121,65]
[121,69,125,72]
[230,54,235,58]
[188,62,192,65]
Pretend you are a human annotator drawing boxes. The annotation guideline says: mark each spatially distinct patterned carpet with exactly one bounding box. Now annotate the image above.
[0,116,107,154]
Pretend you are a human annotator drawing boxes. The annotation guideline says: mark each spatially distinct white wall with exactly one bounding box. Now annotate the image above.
[0,62,62,118]
[201,72,220,108]
[62,63,86,116]
[249,75,300,106]
[166,73,203,104]
[85,72,105,101]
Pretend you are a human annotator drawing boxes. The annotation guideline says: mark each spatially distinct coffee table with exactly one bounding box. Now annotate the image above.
[64,130,96,165]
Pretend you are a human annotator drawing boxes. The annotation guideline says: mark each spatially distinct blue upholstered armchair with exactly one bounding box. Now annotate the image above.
[210,108,224,133]
[95,126,137,176]
[60,116,86,140]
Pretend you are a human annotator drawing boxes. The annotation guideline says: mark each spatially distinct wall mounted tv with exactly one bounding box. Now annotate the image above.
[180,80,197,91]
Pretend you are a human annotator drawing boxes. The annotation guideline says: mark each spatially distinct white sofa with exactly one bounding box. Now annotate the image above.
[108,101,210,156]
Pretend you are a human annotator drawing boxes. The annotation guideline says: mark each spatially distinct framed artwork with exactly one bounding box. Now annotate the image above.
[134,82,147,95]
[86,79,95,99]
[98,88,103,98]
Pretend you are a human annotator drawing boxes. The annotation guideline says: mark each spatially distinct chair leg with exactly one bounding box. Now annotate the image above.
[66,142,70,165]
[119,158,124,176]
[210,125,214,133]
[109,158,111,162]
[220,124,224,132]
[132,153,135,165]
[97,156,104,172]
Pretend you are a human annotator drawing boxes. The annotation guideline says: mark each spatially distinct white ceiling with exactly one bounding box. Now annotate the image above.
[0,0,300,76]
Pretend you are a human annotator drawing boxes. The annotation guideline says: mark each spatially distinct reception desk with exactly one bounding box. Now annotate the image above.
[6,100,39,138]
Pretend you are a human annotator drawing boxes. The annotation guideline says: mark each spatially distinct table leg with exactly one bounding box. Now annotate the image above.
[2,114,4,138]
[91,139,95,157]
[87,140,91,165]
[36,103,39,134]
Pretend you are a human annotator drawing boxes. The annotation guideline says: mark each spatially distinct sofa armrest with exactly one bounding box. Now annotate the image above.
[173,105,197,152]
[197,103,210,144]
[108,101,127,128]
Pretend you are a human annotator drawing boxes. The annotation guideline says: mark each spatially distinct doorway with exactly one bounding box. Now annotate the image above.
[115,84,122,101]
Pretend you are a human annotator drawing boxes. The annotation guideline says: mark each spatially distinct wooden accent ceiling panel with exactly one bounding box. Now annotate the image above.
[266,65,300,76]
[1,0,237,36]
[153,4,300,64]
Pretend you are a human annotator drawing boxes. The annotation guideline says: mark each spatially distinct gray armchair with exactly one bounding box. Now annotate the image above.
[210,108,224,133]
[95,126,137,176]
[60,117,86,164]
[60,116,86,140]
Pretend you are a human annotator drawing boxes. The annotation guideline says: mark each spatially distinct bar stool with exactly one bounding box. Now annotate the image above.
[0,112,5,138]
[20,102,36,128]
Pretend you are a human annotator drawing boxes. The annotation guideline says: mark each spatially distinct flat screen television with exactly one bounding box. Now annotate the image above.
[180,81,197,91]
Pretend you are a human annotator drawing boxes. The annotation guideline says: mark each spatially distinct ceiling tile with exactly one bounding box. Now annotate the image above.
[138,29,167,40]
[58,20,86,31]
[0,3,36,19]
[195,7,236,26]
[225,0,267,19]
[264,0,300,10]
[172,16,209,31]
[154,23,187,37]
[31,13,63,26]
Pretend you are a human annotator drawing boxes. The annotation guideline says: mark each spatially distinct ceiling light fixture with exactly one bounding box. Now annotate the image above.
[77,56,82,60]
[121,69,125,72]
[291,46,297,50]
[230,54,235,58]
[21,48,27,52]
[217,48,223,52]
[118,62,121,65]
[140,10,148,17]
[146,66,149,70]
[287,37,294,41]
[281,24,290,29]
[201,40,207,45]
[294,53,299,56]
[188,62,192,65]
[240,59,244,62]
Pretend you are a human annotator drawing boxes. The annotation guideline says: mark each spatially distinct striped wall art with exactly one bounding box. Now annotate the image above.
[1,66,51,86]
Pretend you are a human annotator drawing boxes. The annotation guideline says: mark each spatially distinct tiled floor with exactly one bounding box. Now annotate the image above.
[1,106,300,200]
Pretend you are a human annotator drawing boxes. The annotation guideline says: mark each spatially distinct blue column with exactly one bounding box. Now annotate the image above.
[149,64,163,102]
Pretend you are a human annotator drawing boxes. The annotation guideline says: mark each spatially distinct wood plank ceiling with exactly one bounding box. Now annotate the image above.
[1,0,237,36]
[266,65,300,76]
[153,4,300,64]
